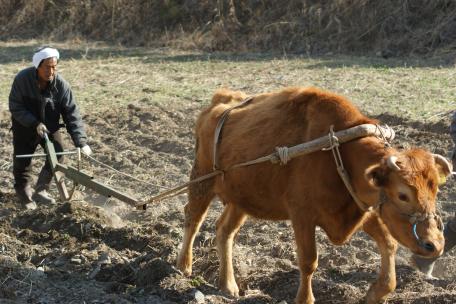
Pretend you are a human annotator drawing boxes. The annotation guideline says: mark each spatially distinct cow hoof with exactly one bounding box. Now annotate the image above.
[220,284,239,298]
[177,265,192,277]
[182,267,192,277]
[176,258,192,276]
[295,299,314,304]
[295,294,315,304]
[364,292,386,304]
[223,289,239,298]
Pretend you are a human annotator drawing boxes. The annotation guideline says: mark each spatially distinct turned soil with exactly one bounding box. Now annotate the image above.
[1,101,456,304]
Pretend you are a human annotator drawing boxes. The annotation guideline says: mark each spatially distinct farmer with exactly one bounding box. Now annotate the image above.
[411,111,456,277]
[8,46,92,210]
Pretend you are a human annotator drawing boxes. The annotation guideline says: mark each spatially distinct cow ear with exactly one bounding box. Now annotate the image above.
[433,154,453,184]
[365,164,388,189]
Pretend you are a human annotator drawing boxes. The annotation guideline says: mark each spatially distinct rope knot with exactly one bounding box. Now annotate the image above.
[375,124,393,148]
[275,146,290,165]
[409,212,431,224]
[409,213,420,224]
[322,125,340,151]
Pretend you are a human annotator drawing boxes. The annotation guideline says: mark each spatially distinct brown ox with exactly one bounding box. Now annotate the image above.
[176,87,452,304]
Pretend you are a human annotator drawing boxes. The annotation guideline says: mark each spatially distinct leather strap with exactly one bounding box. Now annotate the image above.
[213,96,254,171]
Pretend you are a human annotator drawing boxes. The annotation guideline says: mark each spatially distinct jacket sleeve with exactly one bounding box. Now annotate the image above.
[8,76,40,128]
[61,87,88,147]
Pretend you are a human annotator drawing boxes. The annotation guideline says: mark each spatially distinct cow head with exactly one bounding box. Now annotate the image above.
[365,149,452,258]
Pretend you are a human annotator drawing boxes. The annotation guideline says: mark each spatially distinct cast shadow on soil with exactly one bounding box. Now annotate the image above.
[1,43,455,68]
[374,112,451,135]
[250,268,369,304]
[250,265,455,304]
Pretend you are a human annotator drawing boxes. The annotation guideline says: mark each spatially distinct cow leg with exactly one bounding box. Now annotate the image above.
[216,203,247,297]
[362,214,398,304]
[176,172,215,276]
[291,219,317,304]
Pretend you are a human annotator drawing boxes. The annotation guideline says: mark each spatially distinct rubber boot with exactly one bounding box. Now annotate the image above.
[32,168,56,205]
[14,184,37,210]
[410,218,456,278]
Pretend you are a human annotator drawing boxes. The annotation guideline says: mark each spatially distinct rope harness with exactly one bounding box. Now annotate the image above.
[143,98,397,206]
[136,97,444,250]
[213,96,254,171]
[322,125,374,212]
[323,125,443,251]
[380,192,444,251]
[412,213,444,251]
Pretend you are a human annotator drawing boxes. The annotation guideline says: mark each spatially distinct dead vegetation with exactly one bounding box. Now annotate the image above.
[1,0,456,55]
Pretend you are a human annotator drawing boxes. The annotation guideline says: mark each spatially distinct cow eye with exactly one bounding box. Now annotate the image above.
[398,193,408,202]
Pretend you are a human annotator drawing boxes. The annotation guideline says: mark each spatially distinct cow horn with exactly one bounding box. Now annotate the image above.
[432,153,453,176]
[386,155,401,171]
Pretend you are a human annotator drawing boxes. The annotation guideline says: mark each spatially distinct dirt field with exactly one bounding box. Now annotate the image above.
[1,44,456,303]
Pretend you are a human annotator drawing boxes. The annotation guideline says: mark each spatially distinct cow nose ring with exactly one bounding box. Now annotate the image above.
[412,223,435,252]
[411,212,443,252]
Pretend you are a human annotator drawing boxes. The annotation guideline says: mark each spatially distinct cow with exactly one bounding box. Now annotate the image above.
[176,87,452,304]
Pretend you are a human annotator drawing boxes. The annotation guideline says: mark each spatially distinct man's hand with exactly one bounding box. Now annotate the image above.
[36,123,49,138]
[81,145,92,156]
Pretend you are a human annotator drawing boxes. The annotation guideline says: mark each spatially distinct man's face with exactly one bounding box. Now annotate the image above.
[37,57,58,82]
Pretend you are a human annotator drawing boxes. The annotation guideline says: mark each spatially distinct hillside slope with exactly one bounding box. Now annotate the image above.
[1,0,456,56]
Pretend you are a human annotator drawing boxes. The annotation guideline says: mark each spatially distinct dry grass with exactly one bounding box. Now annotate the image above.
[1,41,455,123]
[1,1,456,55]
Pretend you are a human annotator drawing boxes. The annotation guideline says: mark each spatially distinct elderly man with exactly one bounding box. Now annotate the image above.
[411,111,456,277]
[9,46,92,209]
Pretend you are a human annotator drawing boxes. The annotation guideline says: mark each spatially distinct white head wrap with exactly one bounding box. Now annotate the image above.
[32,47,60,68]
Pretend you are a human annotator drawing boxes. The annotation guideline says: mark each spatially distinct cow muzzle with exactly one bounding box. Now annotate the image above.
[410,212,444,256]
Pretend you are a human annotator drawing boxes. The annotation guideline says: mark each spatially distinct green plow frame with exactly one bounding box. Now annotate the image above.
[18,133,142,208]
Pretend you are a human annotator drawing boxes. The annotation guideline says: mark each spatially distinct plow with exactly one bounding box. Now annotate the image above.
[17,133,143,209]
[16,123,396,210]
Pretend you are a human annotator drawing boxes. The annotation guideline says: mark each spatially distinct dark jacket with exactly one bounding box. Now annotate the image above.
[9,67,87,147]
